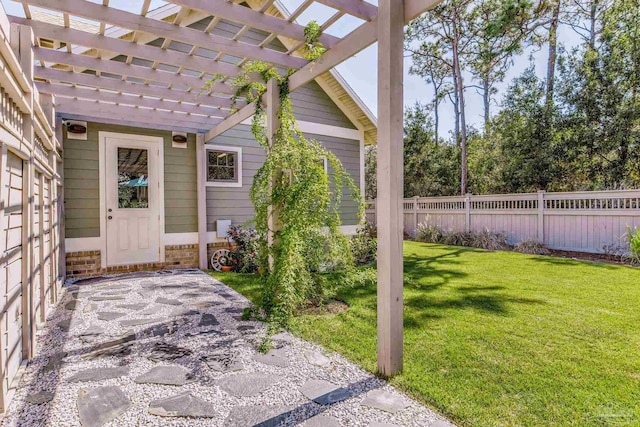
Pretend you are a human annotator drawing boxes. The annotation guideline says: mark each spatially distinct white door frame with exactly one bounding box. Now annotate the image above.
[98,131,165,269]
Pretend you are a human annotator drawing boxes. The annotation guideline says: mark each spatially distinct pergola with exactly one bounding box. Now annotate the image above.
[9,0,439,376]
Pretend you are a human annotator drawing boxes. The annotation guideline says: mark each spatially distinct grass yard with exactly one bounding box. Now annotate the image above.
[211,241,640,427]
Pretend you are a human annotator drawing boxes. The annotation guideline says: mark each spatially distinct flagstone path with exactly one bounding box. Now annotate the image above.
[1,270,455,427]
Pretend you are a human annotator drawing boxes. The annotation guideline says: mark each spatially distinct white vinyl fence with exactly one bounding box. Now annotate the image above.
[365,190,640,253]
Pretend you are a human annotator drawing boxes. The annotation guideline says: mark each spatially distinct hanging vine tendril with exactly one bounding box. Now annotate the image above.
[205,22,366,330]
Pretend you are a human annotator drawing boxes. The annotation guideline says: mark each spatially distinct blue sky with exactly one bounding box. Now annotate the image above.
[1,0,580,137]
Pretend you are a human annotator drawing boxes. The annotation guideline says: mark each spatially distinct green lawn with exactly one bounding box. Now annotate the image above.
[211,241,640,427]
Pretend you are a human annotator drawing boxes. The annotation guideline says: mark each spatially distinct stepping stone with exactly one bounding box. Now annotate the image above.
[179,292,203,299]
[115,303,147,311]
[84,334,136,359]
[79,324,105,338]
[25,391,54,405]
[97,312,126,321]
[199,313,219,327]
[138,290,155,298]
[193,301,221,309]
[217,373,278,397]
[368,422,402,427]
[185,329,218,338]
[148,393,216,418]
[68,366,129,383]
[77,386,130,427]
[147,342,192,362]
[156,297,182,306]
[57,319,72,332]
[237,325,255,333]
[252,348,289,368]
[43,352,67,372]
[304,351,331,367]
[299,380,351,405]
[224,405,291,427]
[135,366,195,386]
[65,300,78,310]
[361,389,410,414]
[304,414,341,427]
[170,308,199,317]
[138,306,160,316]
[224,307,243,314]
[89,296,126,301]
[119,318,162,328]
[84,303,98,313]
[147,320,183,338]
[203,353,243,373]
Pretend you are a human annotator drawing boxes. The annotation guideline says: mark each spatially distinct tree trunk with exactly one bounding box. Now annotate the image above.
[483,76,490,129]
[546,0,561,108]
[452,15,467,195]
[432,80,440,144]
[452,77,460,148]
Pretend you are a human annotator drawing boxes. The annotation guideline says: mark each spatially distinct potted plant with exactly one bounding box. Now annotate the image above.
[220,255,235,272]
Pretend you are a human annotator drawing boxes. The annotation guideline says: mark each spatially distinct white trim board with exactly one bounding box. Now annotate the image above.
[239,118,363,141]
[65,237,102,253]
[98,131,165,269]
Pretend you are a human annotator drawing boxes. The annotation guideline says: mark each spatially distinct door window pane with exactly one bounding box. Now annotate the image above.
[117,147,149,208]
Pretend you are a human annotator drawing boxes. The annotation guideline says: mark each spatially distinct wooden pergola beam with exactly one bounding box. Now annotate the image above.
[34,47,233,95]
[316,0,378,21]
[207,0,442,142]
[21,0,308,68]
[36,82,227,118]
[166,0,341,48]
[55,98,222,128]
[60,112,208,134]
[8,16,243,78]
[35,67,244,109]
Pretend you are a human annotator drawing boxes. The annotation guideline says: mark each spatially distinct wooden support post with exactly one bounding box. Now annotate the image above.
[413,196,419,236]
[0,143,9,412]
[537,190,545,243]
[11,23,36,359]
[465,193,471,233]
[376,0,404,377]
[266,79,280,270]
[196,133,208,270]
[56,117,65,285]
[38,173,46,324]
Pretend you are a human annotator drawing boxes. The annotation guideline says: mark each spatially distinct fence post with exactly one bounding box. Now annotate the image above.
[413,196,419,235]
[537,190,545,243]
[465,193,471,232]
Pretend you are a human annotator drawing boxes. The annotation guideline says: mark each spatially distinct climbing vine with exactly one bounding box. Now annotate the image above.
[206,22,366,329]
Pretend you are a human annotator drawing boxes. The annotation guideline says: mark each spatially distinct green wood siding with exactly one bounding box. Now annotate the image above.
[206,125,361,232]
[63,122,198,238]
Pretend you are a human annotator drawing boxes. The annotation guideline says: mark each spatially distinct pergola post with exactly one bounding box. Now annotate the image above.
[266,79,280,270]
[196,133,208,270]
[376,0,405,376]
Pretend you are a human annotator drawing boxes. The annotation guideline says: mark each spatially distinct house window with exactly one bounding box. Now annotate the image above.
[205,145,242,187]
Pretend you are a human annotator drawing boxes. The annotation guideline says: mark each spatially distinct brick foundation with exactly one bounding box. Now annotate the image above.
[66,244,203,279]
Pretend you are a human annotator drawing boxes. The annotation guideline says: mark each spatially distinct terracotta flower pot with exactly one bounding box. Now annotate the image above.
[221,265,233,272]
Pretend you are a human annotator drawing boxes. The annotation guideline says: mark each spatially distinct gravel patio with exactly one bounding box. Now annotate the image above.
[0,270,453,427]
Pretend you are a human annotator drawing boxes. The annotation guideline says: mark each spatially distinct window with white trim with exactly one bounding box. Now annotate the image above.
[205,145,242,187]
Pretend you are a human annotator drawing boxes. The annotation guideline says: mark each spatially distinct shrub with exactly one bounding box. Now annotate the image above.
[350,224,377,265]
[227,225,259,273]
[514,239,549,255]
[627,226,640,265]
[470,228,510,251]
[415,223,443,243]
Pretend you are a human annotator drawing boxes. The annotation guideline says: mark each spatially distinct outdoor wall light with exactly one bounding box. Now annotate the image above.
[172,131,188,148]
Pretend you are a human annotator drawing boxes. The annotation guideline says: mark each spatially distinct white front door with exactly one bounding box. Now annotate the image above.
[104,136,161,266]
